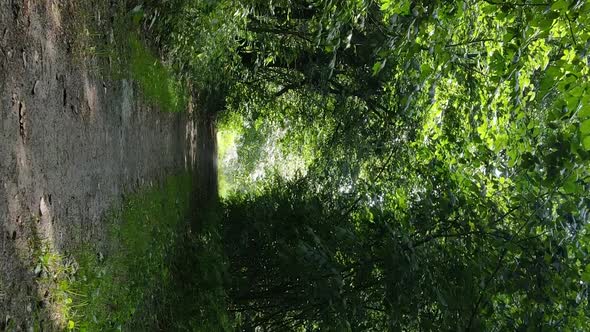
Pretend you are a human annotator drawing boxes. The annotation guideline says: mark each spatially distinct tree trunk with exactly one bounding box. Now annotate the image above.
[191,89,225,230]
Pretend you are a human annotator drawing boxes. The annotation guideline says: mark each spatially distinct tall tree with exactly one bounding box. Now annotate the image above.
[143,0,590,330]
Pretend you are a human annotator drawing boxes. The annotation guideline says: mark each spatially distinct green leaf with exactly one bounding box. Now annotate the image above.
[535,11,559,30]
[579,105,590,118]
[580,120,590,134]
[562,178,577,194]
[582,264,590,283]
[551,0,568,11]
[570,86,584,97]
[567,95,580,111]
[421,63,432,76]
[372,60,386,76]
[381,0,411,15]
[583,136,590,151]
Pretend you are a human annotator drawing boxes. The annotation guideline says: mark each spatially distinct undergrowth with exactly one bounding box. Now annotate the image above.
[65,0,186,113]
[128,33,187,113]
[32,174,230,331]
[68,174,192,331]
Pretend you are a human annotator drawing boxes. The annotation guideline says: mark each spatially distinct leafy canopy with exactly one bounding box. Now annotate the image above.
[143,0,590,330]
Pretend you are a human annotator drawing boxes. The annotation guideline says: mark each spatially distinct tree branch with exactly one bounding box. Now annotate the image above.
[445,38,499,47]
[483,0,550,6]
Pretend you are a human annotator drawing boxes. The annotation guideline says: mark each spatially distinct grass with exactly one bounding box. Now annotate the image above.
[30,173,231,331]
[64,0,187,113]
[68,174,192,331]
[128,33,187,113]
[21,2,225,329]
[24,216,78,331]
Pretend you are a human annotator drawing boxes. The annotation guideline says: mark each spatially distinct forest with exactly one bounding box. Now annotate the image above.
[1,0,590,331]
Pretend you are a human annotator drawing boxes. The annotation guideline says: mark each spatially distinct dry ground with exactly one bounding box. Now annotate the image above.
[0,1,194,329]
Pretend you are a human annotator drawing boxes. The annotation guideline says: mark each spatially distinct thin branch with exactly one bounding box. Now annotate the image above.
[565,14,578,47]
[466,244,509,329]
[483,0,550,6]
[341,149,396,217]
[275,82,302,97]
[466,175,568,330]
[364,305,387,313]
[455,61,486,76]
[411,231,482,248]
[446,38,499,47]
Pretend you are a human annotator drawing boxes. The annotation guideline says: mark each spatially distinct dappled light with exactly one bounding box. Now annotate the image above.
[1,0,191,329]
[2,0,590,331]
[48,0,62,29]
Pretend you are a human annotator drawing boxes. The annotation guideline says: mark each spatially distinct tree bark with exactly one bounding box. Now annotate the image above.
[191,89,225,230]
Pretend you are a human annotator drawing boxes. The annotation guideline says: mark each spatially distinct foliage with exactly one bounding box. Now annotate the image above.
[27,174,230,331]
[128,33,187,112]
[144,0,247,93]
[70,174,193,331]
[209,0,590,330]
[66,0,187,113]
[129,0,590,330]
[217,110,313,196]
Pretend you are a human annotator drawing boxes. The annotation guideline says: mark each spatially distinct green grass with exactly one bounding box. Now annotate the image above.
[128,34,187,113]
[70,174,191,331]
[71,173,187,330]
[26,216,80,331]
[31,173,231,331]
[64,1,187,113]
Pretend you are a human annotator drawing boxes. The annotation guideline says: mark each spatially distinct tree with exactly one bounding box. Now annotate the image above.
[143,0,590,330]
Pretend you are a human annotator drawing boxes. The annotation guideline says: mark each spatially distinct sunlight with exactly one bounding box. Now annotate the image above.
[48,0,61,29]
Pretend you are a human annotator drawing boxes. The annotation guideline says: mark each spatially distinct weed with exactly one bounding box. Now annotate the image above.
[46,173,231,331]
[63,0,187,113]
[28,218,78,331]
[128,34,187,113]
[66,174,192,330]
[24,173,231,331]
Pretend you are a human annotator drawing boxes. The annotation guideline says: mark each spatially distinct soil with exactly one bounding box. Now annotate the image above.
[0,1,194,329]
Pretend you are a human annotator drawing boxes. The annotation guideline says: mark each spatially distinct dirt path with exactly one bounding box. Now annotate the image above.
[0,2,193,328]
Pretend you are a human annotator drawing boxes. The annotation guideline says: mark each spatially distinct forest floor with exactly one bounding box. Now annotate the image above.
[0,1,194,329]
